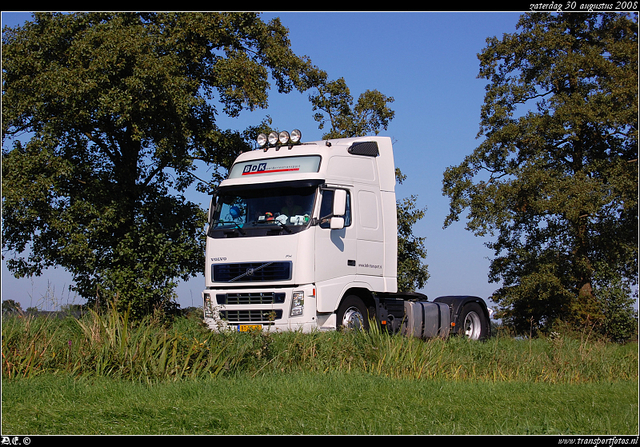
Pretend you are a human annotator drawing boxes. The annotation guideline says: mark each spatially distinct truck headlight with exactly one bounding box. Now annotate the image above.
[279,130,290,145]
[290,129,302,143]
[290,291,304,316]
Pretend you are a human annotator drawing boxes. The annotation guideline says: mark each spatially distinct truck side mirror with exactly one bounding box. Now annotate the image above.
[333,189,347,217]
[330,189,347,230]
[330,217,345,230]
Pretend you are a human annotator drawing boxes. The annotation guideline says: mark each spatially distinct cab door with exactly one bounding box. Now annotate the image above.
[314,187,356,313]
[355,188,384,276]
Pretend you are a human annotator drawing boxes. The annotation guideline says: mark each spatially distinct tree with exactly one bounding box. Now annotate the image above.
[396,169,430,292]
[2,12,324,318]
[310,79,429,291]
[442,13,637,338]
[2,300,24,315]
[310,77,396,139]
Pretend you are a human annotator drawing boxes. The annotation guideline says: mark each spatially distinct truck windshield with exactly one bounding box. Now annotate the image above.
[208,183,318,237]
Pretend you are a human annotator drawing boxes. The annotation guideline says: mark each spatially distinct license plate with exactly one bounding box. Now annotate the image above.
[237,324,262,332]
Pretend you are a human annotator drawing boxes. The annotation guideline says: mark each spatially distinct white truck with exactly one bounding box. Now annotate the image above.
[202,130,491,340]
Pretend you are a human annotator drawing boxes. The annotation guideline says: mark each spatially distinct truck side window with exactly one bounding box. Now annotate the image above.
[320,189,351,229]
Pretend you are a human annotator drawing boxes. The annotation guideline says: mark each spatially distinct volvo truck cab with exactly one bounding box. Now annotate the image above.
[202,131,490,340]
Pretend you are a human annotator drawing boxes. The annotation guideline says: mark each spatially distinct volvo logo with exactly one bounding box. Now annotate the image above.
[246,268,255,277]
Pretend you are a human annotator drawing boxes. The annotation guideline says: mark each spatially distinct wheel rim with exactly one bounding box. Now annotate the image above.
[463,311,482,340]
[341,306,365,330]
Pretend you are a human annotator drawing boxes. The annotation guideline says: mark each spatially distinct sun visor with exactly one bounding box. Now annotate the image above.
[228,155,321,179]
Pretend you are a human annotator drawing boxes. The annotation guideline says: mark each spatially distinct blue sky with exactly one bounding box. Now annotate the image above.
[1,11,524,311]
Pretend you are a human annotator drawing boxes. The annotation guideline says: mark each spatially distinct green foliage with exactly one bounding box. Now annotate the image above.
[442,13,638,339]
[592,274,638,343]
[309,77,395,139]
[1,12,324,317]
[395,169,429,291]
[2,308,636,383]
[2,299,24,315]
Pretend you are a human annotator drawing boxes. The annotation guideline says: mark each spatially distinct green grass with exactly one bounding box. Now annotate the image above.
[2,371,637,435]
[2,309,637,383]
[2,309,638,435]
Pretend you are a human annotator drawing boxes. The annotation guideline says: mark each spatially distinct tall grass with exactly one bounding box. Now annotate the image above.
[2,306,637,383]
[2,306,239,382]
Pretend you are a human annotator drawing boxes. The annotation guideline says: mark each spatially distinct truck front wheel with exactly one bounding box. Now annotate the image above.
[456,302,489,340]
[337,295,370,331]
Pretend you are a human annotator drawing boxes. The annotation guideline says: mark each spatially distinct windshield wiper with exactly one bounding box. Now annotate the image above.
[274,220,292,233]
[251,219,292,234]
[215,221,246,235]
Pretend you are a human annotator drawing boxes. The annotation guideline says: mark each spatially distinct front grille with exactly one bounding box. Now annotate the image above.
[217,292,285,305]
[213,261,292,283]
[219,309,283,323]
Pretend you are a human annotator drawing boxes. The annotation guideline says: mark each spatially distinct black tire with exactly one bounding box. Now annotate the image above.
[336,295,370,331]
[456,302,489,340]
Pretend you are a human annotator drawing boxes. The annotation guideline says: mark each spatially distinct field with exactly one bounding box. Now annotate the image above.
[2,308,638,435]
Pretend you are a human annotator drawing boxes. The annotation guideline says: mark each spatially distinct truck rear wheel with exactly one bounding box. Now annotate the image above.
[456,302,489,340]
[337,295,370,331]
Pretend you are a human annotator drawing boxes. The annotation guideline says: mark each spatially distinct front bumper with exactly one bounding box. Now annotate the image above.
[202,284,318,333]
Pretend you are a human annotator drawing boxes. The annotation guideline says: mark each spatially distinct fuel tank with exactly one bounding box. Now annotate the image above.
[402,301,451,339]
